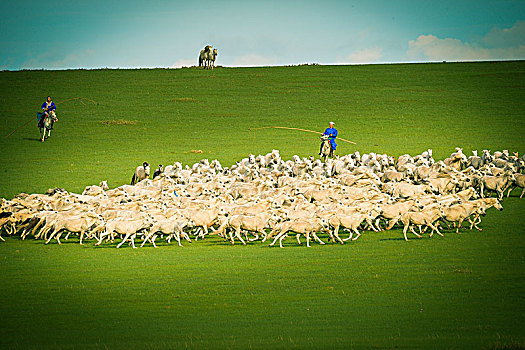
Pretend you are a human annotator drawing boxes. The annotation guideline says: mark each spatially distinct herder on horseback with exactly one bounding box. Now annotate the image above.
[38,96,58,130]
[37,96,58,142]
[319,121,337,159]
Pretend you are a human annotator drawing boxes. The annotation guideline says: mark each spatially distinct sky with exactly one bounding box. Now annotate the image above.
[1,0,524,70]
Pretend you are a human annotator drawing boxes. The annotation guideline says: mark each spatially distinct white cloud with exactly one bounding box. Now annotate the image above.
[231,54,278,67]
[342,48,382,64]
[56,50,97,68]
[407,21,525,62]
[482,20,525,49]
[407,35,488,61]
[170,58,196,68]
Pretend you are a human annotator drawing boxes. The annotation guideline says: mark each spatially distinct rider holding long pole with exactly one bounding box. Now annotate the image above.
[39,96,57,129]
[319,121,337,158]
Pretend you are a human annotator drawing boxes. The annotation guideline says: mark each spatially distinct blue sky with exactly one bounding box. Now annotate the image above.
[1,0,524,69]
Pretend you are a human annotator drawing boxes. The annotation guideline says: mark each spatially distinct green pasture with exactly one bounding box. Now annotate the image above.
[1,62,524,197]
[0,62,524,349]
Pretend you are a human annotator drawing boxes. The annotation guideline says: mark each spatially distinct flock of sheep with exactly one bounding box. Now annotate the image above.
[0,148,523,248]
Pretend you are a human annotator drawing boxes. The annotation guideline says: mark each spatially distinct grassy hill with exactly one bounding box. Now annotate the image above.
[1,62,524,197]
[0,62,524,349]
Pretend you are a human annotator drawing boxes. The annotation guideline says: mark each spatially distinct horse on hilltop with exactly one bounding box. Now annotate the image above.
[199,46,218,70]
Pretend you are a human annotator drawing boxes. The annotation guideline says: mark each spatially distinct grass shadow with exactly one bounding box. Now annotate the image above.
[379,237,413,241]
[23,137,43,142]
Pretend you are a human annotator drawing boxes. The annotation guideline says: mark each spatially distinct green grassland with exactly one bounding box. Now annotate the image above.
[1,62,524,197]
[0,62,524,349]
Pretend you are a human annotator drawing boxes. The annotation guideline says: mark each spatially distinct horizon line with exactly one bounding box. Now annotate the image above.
[3,59,524,72]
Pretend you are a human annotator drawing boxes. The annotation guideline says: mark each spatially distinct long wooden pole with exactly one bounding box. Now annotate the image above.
[249,126,357,145]
[58,97,98,105]
[5,118,35,139]
[5,97,98,139]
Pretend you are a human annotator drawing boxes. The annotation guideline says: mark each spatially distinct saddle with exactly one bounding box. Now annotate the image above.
[37,111,57,128]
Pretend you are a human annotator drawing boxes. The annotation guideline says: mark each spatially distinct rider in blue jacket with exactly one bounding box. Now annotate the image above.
[40,96,57,129]
[320,121,337,157]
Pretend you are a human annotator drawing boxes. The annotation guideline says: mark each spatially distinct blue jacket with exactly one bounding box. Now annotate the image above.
[324,127,338,149]
[323,127,337,139]
[42,101,56,112]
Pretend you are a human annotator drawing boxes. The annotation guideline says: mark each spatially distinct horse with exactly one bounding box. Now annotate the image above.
[131,162,150,185]
[206,48,218,69]
[199,45,212,67]
[199,47,218,70]
[38,111,57,142]
[319,134,333,162]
